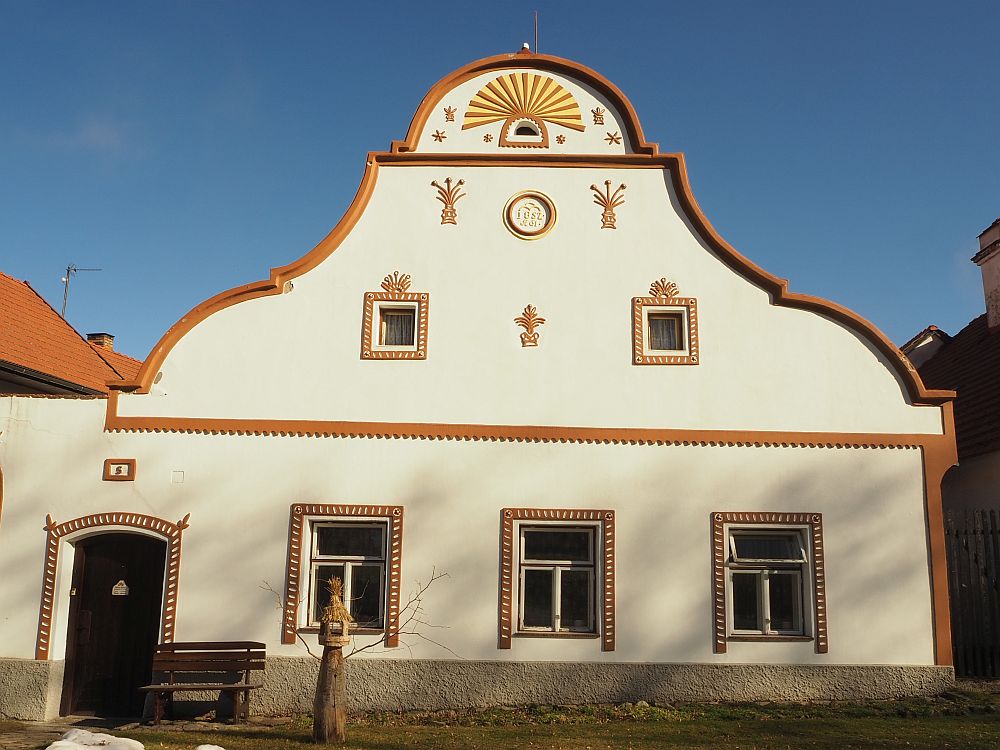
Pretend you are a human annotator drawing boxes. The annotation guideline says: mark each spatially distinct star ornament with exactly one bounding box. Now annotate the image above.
[605,131,622,145]
[432,130,447,142]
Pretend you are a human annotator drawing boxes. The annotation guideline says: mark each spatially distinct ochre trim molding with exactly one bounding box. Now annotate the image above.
[104,401,931,450]
[711,512,827,655]
[283,504,404,648]
[35,511,189,660]
[499,508,615,652]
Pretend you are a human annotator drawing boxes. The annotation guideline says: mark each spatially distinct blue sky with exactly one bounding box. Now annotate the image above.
[2,1,997,359]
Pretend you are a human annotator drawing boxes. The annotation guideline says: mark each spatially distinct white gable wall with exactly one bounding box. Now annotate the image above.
[118,166,940,435]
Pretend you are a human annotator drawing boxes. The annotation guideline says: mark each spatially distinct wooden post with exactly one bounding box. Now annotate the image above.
[313,619,350,743]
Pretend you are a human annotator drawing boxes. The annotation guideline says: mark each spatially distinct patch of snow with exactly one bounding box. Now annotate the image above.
[45,728,143,750]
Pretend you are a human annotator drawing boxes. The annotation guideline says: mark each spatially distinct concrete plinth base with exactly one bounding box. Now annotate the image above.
[0,656,955,720]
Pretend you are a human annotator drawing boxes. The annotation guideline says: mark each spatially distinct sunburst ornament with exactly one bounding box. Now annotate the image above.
[463,73,585,149]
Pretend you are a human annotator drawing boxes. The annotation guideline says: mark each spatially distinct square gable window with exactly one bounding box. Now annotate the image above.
[362,271,428,360]
[632,277,699,365]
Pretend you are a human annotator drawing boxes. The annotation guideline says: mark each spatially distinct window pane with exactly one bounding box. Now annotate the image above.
[768,572,800,632]
[313,564,345,623]
[522,569,553,628]
[559,569,592,631]
[316,525,384,558]
[523,530,591,562]
[732,572,760,631]
[733,534,800,561]
[350,565,384,627]
[648,313,682,350]
[381,309,415,346]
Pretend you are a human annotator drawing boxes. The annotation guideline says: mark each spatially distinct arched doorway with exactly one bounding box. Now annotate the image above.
[59,533,167,716]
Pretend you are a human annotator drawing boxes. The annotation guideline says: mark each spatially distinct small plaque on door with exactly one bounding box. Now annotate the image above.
[111,580,129,596]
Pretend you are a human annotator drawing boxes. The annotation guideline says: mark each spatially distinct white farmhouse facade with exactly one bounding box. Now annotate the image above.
[0,50,958,720]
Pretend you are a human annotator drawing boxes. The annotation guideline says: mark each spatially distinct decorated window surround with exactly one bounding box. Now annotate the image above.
[361,272,428,361]
[35,512,189,660]
[632,278,699,366]
[711,512,828,654]
[283,504,403,648]
[499,508,615,651]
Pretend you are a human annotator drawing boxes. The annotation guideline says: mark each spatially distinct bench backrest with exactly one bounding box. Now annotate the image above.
[152,642,266,678]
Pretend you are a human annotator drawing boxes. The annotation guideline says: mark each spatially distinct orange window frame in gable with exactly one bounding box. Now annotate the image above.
[361,291,429,360]
[632,295,699,365]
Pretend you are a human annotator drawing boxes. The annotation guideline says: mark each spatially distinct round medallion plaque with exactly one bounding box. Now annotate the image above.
[503,191,556,240]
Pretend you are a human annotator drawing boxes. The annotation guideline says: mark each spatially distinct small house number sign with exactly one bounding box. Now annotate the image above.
[111,580,129,596]
[102,458,136,482]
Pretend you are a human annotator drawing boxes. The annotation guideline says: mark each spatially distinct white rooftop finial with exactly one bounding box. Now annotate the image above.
[522,42,530,51]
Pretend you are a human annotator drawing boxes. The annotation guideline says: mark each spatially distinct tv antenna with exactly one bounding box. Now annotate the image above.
[534,10,539,54]
[60,264,102,318]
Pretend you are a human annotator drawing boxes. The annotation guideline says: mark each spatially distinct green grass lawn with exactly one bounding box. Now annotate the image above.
[116,691,1000,750]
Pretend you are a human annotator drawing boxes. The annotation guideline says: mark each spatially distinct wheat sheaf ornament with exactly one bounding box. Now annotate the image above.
[463,73,584,148]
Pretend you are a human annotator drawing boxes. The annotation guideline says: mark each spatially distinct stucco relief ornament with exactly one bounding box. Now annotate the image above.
[605,131,622,145]
[504,191,557,240]
[381,271,411,294]
[514,305,546,347]
[592,107,606,125]
[431,177,467,225]
[649,277,680,298]
[462,73,585,148]
[443,106,457,122]
[591,181,627,229]
[432,130,447,142]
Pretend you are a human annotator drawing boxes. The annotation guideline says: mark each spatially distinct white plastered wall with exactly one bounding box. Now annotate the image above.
[118,164,941,435]
[0,396,936,666]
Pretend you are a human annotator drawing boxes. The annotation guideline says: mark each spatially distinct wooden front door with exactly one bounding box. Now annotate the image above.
[60,533,167,716]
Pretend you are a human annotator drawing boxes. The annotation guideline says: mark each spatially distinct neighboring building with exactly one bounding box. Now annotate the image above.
[901,218,1000,679]
[0,270,140,394]
[0,50,959,721]
[903,218,1000,512]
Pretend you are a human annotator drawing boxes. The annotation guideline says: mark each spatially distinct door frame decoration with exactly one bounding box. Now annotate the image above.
[35,512,190,660]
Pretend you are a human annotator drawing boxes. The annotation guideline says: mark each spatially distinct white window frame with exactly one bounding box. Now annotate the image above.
[373,301,419,353]
[641,305,689,357]
[724,525,813,638]
[514,523,598,635]
[306,520,388,630]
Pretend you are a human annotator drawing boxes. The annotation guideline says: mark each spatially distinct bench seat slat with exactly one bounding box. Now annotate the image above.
[156,641,265,651]
[151,660,265,672]
[140,682,263,692]
[153,650,265,662]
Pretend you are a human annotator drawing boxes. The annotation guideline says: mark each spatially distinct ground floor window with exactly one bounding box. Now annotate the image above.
[309,522,386,628]
[499,508,616,651]
[711,512,828,653]
[282,504,404,647]
[518,526,595,633]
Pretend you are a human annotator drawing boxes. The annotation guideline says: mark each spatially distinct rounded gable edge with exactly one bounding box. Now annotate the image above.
[390,50,658,156]
[108,53,955,411]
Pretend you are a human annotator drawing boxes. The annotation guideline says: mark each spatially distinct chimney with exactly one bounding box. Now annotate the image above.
[974,218,1000,329]
[86,332,115,350]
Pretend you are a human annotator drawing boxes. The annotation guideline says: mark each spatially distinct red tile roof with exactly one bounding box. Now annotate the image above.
[917,313,1000,460]
[0,270,138,393]
[90,343,142,381]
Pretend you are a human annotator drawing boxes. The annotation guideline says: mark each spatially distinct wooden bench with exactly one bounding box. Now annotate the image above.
[139,641,265,724]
